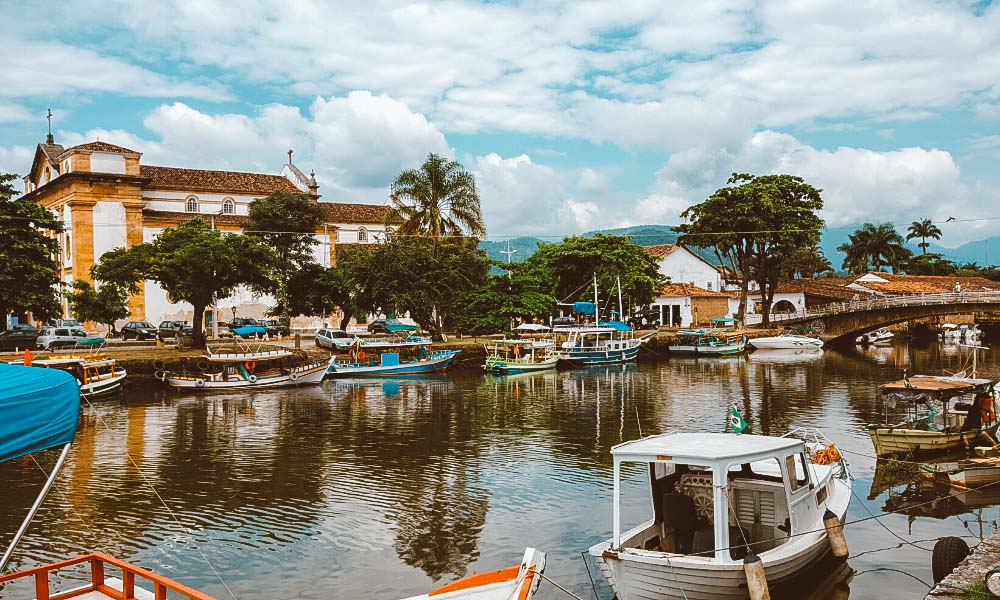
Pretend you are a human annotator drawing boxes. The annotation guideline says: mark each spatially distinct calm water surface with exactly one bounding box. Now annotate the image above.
[3,339,998,599]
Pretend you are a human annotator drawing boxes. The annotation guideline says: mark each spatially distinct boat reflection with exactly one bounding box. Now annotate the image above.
[871,458,1000,519]
[748,348,824,363]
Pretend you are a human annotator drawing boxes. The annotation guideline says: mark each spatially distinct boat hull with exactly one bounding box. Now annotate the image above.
[326,351,459,378]
[165,363,327,390]
[559,345,640,366]
[749,337,823,350]
[668,341,745,356]
[80,368,127,397]
[485,356,559,374]
[868,420,1000,457]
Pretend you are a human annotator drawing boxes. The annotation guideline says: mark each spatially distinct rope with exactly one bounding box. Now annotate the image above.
[82,397,239,600]
[848,485,932,551]
[579,551,600,600]
[849,536,981,560]
[536,571,586,599]
[854,567,931,590]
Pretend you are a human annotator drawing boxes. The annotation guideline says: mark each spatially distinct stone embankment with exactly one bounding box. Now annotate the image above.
[927,531,1000,598]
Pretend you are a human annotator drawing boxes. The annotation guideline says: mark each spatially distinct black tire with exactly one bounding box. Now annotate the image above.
[932,536,969,583]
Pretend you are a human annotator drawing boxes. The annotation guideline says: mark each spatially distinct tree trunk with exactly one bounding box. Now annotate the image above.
[0,303,8,329]
[760,284,774,328]
[738,283,748,328]
[339,310,354,331]
[191,303,206,349]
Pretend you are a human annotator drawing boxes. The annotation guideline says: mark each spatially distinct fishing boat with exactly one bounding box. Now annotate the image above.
[483,338,560,374]
[749,333,823,351]
[587,432,851,600]
[867,374,1000,457]
[326,335,460,377]
[554,324,649,366]
[920,455,1000,488]
[401,548,546,600]
[159,343,326,390]
[668,329,748,355]
[12,352,127,397]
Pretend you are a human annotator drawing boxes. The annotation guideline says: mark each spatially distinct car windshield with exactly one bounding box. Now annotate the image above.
[70,329,87,336]
[137,322,153,328]
[331,331,349,338]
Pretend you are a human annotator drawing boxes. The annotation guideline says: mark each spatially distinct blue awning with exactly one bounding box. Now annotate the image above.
[599,320,633,331]
[573,301,596,315]
[232,325,266,336]
[0,363,80,463]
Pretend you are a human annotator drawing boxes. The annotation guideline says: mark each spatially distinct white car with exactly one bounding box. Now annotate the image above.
[36,327,100,350]
[315,328,354,350]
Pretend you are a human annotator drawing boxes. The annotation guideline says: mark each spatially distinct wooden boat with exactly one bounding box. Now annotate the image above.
[867,375,1000,457]
[587,432,851,600]
[554,325,649,366]
[160,344,326,390]
[483,339,560,374]
[668,329,748,355]
[749,333,823,351]
[920,455,1000,488]
[11,354,126,397]
[326,336,460,377]
[401,548,545,600]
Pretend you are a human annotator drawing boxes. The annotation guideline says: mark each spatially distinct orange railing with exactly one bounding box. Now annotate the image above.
[0,552,217,600]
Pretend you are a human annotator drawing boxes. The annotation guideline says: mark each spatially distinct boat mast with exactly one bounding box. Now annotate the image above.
[593,274,599,322]
[617,275,624,322]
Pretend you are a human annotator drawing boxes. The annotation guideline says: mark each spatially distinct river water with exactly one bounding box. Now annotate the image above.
[2,339,998,599]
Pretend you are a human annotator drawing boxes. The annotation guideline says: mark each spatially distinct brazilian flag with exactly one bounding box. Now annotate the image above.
[730,405,748,434]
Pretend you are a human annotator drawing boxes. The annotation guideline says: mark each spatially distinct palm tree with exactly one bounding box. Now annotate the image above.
[906,218,943,254]
[787,247,833,278]
[388,153,486,240]
[837,222,913,274]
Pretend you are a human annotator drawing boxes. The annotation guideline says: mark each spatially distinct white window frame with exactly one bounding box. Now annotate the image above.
[186,196,199,213]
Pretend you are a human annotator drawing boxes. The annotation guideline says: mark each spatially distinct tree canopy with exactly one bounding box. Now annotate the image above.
[678,173,824,326]
[837,222,912,274]
[94,219,275,348]
[453,261,557,335]
[906,218,943,254]
[0,173,63,325]
[286,245,376,330]
[66,280,129,334]
[244,191,326,319]
[389,153,486,240]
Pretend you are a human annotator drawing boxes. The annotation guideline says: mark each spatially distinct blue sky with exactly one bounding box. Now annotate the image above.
[2,0,998,244]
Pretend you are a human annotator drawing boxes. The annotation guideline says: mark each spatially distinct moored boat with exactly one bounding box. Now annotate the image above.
[12,353,126,397]
[867,375,1000,457]
[749,333,823,351]
[668,329,748,355]
[326,336,460,377]
[400,548,545,600]
[484,338,560,374]
[160,344,326,390]
[920,455,1000,488]
[587,431,851,600]
[855,327,893,346]
[554,324,648,366]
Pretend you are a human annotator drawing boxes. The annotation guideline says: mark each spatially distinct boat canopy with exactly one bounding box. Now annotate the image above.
[514,323,551,332]
[232,325,266,336]
[611,432,802,465]
[0,363,80,463]
[573,301,596,315]
[882,375,994,395]
[712,317,736,324]
[383,319,418,333]
[598,320,632,331]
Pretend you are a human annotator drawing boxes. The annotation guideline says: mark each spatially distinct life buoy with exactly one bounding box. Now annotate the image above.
[245,361,256,371]
[195,378,205,387]
[154,370,165,381]
[290,372,299,382]
[356,350,366,362]
[248,374,257,383]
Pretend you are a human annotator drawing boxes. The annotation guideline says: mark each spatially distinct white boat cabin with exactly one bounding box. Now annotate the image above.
[555,327,635,351]
[610,433,825,563]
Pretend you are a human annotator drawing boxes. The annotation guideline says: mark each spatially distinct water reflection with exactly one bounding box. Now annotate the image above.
[3,341,1000,598]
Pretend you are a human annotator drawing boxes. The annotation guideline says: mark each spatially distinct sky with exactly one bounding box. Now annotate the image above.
[2,0,999,245]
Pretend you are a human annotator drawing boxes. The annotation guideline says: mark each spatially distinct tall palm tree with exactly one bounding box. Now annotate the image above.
[388,153,486,240]
[906,218,943,254]
[837,222,912,274]
[787,246,833,278]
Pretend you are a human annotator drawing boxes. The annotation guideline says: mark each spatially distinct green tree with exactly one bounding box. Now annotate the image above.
[389,153,486,240]
[244,191,326,320]
[0,173,63,325]
[837,223,912,274]
[454,262,557,335]
[906,252,957,276]
[786,246,833,279]
[679,173,824,326]
[521,234,665,318]
[94,219,275,348]
[905,218,943,254]
[286,245,376,329]
[66,280,129,335]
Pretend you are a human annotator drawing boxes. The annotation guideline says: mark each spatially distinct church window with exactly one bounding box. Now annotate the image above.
[223,198,235,215]
[358,228,368,242]
[186,196,199,213]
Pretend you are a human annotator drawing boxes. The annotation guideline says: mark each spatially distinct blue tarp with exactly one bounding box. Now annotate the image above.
[599,320,633,331]
[573,301,596,315]
[233,325,266,337]
[0,363,80,463]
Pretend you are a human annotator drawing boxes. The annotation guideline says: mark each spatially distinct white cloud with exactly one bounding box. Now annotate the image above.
[559,200,603,232]
[576,168,609,194]
[473,153,570,235]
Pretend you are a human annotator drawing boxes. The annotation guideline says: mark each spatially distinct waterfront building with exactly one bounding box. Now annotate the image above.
[643,243,724,292]
[650,283,732,327]
[19,134,393,326]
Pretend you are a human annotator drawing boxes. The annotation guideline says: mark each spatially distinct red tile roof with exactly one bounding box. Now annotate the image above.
[140,165,302,195]
[643,243,679,258]
[854,272,1000,294]
[321,202,399,225]
[63,141,140,155]
[658,283,730,298]
[775,278,857,300]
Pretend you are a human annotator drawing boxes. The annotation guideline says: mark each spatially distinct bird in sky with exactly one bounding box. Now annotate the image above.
[946,216,956,222]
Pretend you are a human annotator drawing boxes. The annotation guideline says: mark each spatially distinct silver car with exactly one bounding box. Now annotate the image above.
[315,328,353,350]
[36,327,96,350]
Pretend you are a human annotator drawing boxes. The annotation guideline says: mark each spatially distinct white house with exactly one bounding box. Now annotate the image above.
[643,244,723,291]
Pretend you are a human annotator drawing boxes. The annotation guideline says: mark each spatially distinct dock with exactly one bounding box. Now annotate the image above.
[927,530,1000,598]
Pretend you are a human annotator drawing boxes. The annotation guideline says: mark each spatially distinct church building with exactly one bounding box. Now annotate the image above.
[20,132,394,327]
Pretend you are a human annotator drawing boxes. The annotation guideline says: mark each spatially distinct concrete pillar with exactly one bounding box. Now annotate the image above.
[659,304,664,327]
[69,200,96,285]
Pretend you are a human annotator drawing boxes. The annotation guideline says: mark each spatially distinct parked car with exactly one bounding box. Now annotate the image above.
[315,328,353,350]
[0,324,39,352]
[228,317,269,338]
[36,327,95,350]
[50,319,82,328]
[259,319,288,336]
[121,321,159,340]
[157,321,190,339]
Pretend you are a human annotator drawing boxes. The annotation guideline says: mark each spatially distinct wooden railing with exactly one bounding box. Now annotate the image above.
[0,552,216,600]
[746,291,1000,325]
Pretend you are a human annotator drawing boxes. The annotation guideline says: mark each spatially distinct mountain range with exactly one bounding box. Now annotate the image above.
[480,225,1000,269]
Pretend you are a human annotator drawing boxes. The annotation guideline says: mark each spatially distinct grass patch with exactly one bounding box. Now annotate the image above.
[964,580,989,600]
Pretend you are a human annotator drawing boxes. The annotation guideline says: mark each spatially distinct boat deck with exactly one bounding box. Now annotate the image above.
[60,577,155,600]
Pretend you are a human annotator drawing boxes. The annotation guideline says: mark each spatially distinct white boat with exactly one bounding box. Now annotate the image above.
[749,334,823,351]
[855,327,893,345]
[484,339,560,374]
[401,548,545,600]
[554,325,649,365]
[160,344,326,390]
[12,354,126,397]
[668,329,748,356]
[326,336,461,377]
[587,432,851,600]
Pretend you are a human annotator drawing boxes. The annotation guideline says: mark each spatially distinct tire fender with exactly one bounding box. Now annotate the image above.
[195,378,206,388]
[932,536,970,583]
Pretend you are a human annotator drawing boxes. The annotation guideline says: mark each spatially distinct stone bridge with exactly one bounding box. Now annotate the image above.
[753,291,1000,342]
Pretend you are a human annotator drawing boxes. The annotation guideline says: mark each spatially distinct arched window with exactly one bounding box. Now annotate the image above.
[186,196,199,213]
[358,228,368,242]
[222,198,235,215]
[384,227,393,242]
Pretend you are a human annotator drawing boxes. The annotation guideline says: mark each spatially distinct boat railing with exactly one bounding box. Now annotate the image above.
[744,290,1000,325]
[0,552,216,600]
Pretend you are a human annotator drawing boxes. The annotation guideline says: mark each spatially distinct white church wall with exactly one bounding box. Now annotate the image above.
[90,152,126,174]
[92,201,127,264]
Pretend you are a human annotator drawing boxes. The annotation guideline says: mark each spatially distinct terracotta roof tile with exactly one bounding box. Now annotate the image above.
[63,141,140,155]
[643,243,678,258]
[140,165,301,195]
[775,278,857,300]
[658,283,730,298]
[854,272,1000,294]
[321,202,399,225]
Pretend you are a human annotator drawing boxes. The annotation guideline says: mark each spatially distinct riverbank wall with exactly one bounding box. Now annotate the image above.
[927,531,1000,598]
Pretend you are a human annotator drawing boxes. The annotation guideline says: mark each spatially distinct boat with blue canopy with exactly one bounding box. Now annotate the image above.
[668,329,748,356]
[326,335,460,377]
